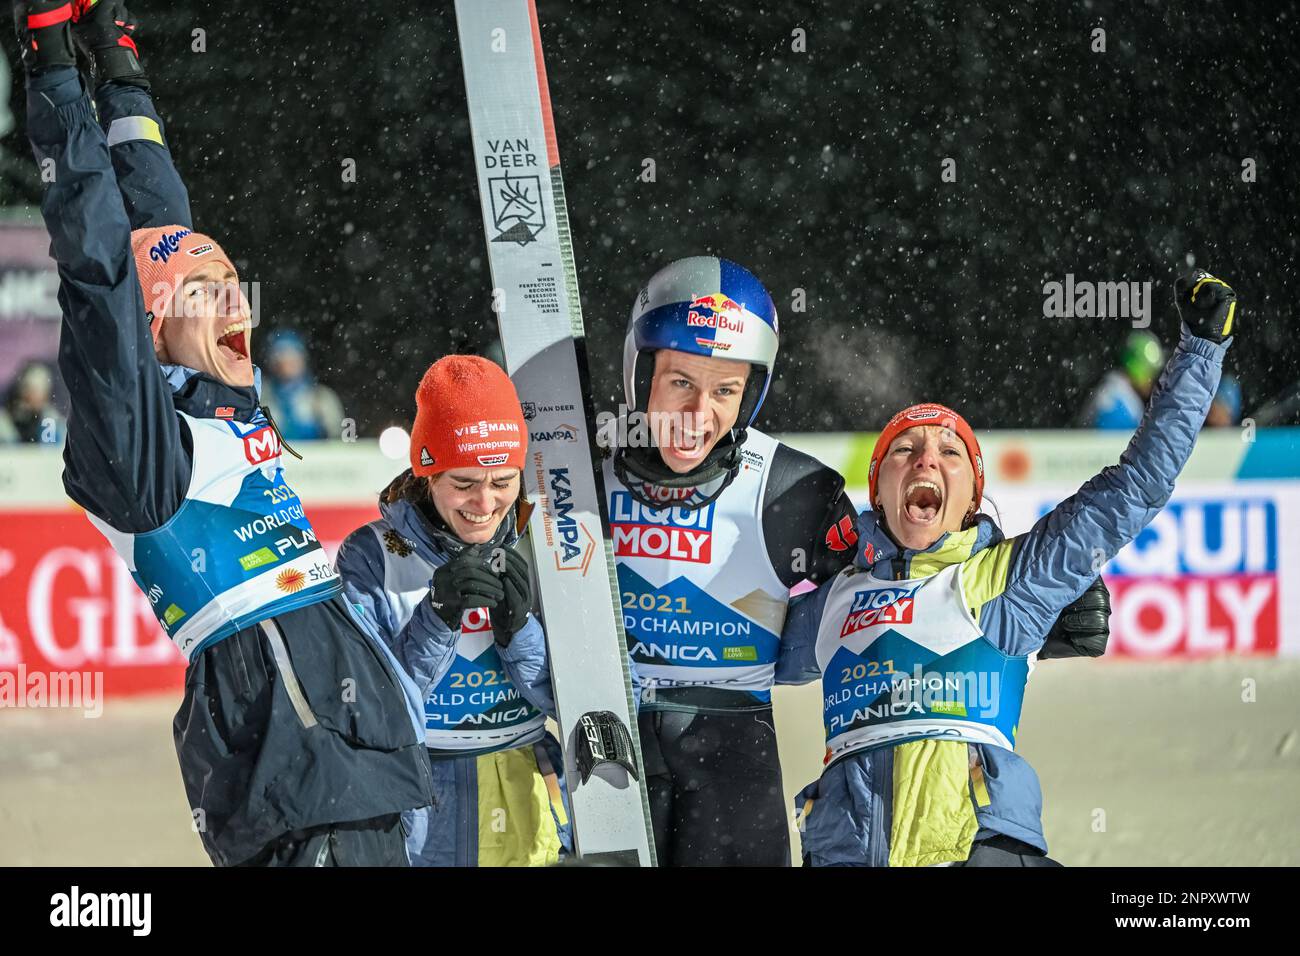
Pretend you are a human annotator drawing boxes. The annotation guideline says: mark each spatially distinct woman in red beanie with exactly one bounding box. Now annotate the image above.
[336,355,572,866]
[778,272,1238,866]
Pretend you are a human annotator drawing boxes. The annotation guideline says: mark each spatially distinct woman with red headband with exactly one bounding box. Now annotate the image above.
[777,270,1239,866]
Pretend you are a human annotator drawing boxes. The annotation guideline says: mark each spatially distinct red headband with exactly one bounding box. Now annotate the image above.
[868,403,984,511]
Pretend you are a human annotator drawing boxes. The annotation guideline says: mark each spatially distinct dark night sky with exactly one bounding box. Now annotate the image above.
[5,0,1297,434]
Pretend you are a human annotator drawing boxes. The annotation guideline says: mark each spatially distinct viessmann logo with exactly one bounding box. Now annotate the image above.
[840,583,921,638]
[609,491,715,563]
[455,420,521,439]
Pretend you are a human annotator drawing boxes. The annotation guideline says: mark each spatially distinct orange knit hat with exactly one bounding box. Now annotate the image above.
[131,225,237,349]
[410,355,527,476]
[868,403,985,510]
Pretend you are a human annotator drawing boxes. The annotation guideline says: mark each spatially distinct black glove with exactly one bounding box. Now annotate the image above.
[490,546,532,647]
[1175,269,1238,344]
[429,548,503,630]
[1038,576,1111,660]
[13,1,77,74]
[71,0,147,89]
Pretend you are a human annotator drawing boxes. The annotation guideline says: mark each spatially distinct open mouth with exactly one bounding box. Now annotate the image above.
[457,509,496,527]
[667,424,711,460]
[216,322,249,363]
[903,479,943,524]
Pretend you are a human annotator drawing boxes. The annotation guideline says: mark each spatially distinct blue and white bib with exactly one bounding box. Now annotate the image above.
[814,562,1029,764]
[362,524,546,753]
[604,429,789,699]
[87,410,340,661]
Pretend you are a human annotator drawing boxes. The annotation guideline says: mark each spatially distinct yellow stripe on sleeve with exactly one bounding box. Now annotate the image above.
[106,116,164,148]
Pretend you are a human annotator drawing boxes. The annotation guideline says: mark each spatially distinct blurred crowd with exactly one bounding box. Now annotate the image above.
[3,325,1290,449]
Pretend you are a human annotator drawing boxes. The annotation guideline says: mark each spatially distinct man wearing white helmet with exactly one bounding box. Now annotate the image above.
[606,256,1112,866]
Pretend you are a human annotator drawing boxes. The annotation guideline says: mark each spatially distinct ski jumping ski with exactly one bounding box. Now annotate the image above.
[453,0,656,866]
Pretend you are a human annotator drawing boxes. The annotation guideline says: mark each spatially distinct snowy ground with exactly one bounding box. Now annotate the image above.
[1,657,1297,866]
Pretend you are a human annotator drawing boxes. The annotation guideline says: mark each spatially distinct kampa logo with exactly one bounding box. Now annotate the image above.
[455,420,521,439]
[840,584,921,638]
[609,491,714,563]
[630,641,719,662]
[547,468,595,574]
[530,423,578,442]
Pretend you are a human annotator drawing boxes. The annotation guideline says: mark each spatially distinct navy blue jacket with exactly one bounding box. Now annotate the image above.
[26,67,433,866]
[27,67,257,531]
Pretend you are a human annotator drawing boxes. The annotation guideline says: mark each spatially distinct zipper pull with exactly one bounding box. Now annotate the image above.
[259,404,304,460]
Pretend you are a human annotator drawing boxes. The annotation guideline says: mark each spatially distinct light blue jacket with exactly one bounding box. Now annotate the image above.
[335,481,570,865]
[777,326,1227,865]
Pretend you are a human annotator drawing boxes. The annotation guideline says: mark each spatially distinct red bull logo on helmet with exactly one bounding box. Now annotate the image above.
[686,294,746,333]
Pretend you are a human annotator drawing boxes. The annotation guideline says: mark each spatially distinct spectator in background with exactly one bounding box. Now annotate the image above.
[1081,330,1165,430]
[1206,374,1242,428]
[0,360,64,444]
[260,329,344,440]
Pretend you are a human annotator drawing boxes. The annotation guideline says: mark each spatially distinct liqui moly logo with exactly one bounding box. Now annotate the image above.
[686,293,746,333]
[1086,497,1281,657]
[840,583,921,638]
[610,491,715,564]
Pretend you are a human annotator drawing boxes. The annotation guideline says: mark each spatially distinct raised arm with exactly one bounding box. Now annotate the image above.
[78,1,193,229]
[22,53,187,531]
[973,274,1236,656]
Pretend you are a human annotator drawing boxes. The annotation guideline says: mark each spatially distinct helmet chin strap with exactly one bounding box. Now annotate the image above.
[613,427,748,512]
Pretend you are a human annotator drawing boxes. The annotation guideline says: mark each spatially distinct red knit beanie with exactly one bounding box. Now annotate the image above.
[410,356,527,476]
[868,403,985,510]
[131,225,237,350]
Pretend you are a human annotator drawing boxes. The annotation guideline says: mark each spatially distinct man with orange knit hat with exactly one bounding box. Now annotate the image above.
[14,1,432,865]
[336,355,572,866]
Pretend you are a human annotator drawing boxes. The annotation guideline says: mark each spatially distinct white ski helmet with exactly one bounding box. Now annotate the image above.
[622,256,779,427]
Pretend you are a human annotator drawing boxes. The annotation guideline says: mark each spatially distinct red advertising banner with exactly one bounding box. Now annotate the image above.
[0,503,379,697]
